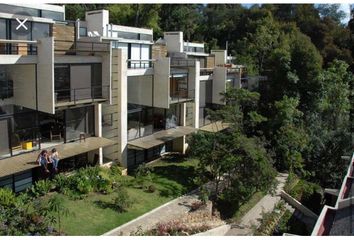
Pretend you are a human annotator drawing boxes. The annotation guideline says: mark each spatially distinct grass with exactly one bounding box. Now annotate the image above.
[232,191,266,223]
[54,156,199,235]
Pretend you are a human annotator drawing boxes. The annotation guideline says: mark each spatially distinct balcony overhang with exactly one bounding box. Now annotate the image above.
[0,137,115,178]
[128,126,197,150]
[199,121,230,133]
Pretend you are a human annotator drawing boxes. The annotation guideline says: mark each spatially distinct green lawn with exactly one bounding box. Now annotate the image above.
[56,157,199,235]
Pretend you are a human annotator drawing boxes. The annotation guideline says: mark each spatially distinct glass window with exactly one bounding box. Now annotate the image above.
[0,119,10,158]
[0,4,40,17]
[11,19,31,40]
[91,63,102,98]
[65,106,93,142]
[41,10,64,21]
[140,34,152,41]
[117,31,139,40]
[0,19,6,39]
[79,27,87,37]
[54,65,70,102]
[32,22,50,40]
[128,111,140,140]
[117,42,128,55]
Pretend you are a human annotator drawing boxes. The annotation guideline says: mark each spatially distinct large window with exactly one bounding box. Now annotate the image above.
[32,22,50,40]
[11,19,31,40]
[112,43,151,68]
[0,19,6,39]
[65,106,94,142]
[41,10,64,21]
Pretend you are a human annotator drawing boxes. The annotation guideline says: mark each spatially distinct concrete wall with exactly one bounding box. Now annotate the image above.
[164,32,183,53]
[85,10,109,36]
[153,57,170,109]
[102,49,128,167]
[127,75,153,107]
[37,37,54,114]
[6,65,36,111]
[212,67,227,105]
[188,61,200,128]
[211,50,227,66]
[99,50,112,104]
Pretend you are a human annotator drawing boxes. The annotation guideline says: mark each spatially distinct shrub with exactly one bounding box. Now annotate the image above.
[190,200,204,211]
[30,180,53,197]
[113,188,132,212]
[53,174,70,193]
[147,184,156,193]
[0,188,16,207]
[134,163,153,178]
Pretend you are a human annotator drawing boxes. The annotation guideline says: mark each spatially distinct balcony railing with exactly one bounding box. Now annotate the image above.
[200,68,214,76]
[0,39,38,55]
[55,85,110,105]
[127,59,155,69]
[170,58,196,67]
[170,89,195,103]
[54,40,110,54]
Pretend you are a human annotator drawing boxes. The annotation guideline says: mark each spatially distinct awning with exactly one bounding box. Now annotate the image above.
[199,121,230,133]
[128,126,197,150]
[0,137,115,178]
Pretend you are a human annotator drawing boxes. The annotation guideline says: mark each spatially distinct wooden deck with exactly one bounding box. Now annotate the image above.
[0,137,115,178]
[128,126,197,149]
[199,121,230,133]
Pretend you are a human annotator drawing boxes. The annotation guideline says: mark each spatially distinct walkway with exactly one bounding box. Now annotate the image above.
[225,172,288,236]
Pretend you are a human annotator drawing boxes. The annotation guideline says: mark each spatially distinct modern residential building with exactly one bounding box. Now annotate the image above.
[0,4,266,191]
[311,153,354,236]
[0,4,115,192]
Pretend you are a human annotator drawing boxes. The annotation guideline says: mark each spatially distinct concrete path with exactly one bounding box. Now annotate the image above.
[225,172,288,236]
[103,193,200,236]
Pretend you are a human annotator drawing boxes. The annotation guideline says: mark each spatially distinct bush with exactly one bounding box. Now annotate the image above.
[147,184,156,193]
[190,200,204,211]
[134,163,153,178]
[0,188,16,207]
[30,180,53,197]
[113,188,132,212]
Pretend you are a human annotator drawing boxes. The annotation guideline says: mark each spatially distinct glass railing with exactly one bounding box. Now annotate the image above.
[55,85,110,105]
[54,40,110,54]
[127,59,155,69]
[170,89,195,103]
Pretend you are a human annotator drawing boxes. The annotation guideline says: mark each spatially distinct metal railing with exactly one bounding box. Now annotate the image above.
[170,89,195,103]
[200,68,214,76]
[55,85,110,105]
[54,40,110,54]
[127,59,155,69]
[170,58,196,67]
[0,39,38,55]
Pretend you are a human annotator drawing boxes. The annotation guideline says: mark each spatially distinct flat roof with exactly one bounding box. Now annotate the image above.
[0,137,115,178]
[128,126,197,149]
[329,206,354,235]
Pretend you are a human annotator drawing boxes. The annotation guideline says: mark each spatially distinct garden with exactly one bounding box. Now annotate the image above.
[0,156,200,236]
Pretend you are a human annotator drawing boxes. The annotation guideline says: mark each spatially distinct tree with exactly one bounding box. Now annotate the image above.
[317,4,347,24]
[47,195,71,235]
[271,96,308,173]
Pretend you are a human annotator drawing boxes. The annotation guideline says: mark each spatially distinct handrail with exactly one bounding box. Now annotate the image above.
[170,58,196,67]
[170,89,195,103]
[0,39,37,44]
[55,85,109,104]
[54,40,110,53]
[127,59,155,69]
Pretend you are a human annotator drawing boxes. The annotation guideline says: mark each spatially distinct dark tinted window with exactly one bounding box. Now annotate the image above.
[118,31,139,40]
[41,10,64,21]
[79,27,87,37]
[32,22,50,40]
[0,4,40,17]
[140,34,152,41]
[11,19,31,40]
[0,19,6,39]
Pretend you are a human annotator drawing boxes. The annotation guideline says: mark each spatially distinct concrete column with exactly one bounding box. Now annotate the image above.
[95,103,103,165]
[172,137,186,154]
[188,60,200,129]
[116,49,128,167]
[180,103,187,127]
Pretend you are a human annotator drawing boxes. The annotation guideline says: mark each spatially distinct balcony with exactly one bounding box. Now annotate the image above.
[127,59,155,69]
[54,40,110,55]
[170,58,196,67]
[55,85,110,107]
[170,89,195,104]
[0,39,38,55]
